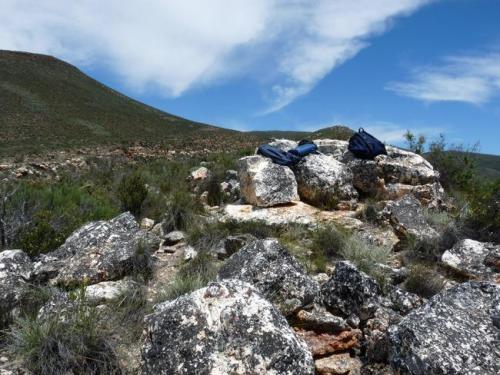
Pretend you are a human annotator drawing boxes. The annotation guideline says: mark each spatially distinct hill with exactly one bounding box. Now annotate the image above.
[469,152,500,179]
[247,126,354,142]
[0,50,243,156]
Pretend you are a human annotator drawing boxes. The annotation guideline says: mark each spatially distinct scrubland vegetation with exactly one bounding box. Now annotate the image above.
[1,132,499,374]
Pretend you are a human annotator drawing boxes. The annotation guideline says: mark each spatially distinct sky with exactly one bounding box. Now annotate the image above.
[1,0,500,154]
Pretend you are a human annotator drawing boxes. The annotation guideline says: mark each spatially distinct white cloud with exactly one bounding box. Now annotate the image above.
[1,0,431,110]
[386,52,500,104]
[365,122,446,144]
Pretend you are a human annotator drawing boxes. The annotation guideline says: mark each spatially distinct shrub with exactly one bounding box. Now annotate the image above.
[311,225,347,259]
[466,178,500,242]
[404,130,426,154]
[405,263,444,298]
[117,171,148,217]
[5,180,118,255]
[426,135,479,192]
[359,200,379,223]
[5,288,119,374]
[205,175,225,207]
[17,210,67,256]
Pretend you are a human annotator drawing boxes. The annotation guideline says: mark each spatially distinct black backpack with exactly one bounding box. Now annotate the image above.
[348,128,387,160]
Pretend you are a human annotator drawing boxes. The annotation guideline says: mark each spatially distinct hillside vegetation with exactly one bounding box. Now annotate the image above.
[0,50,241,156]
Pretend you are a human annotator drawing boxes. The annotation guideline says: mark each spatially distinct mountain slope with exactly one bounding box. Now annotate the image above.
[0,50,238,156]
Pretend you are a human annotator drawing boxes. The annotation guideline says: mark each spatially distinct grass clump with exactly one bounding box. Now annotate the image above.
[5,288,119,375]
[310,224,392,285]
[162,190,204,232]
[161,252,219,301]
[405,263,445,298]
[339,234,392,287]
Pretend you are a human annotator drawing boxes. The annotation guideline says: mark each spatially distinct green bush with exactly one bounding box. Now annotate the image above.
[359,200,379,223]
[311,225,347,258]
[10,182,119,255]
[206,175,225,207]
[5,288,119,374]
[466,178,500,242]
[426,135,478,192]
[117,171,148,217]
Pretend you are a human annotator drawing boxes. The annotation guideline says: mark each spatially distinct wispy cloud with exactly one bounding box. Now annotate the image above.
[366,122,446,144]
[1,0,432,112]
[386,51,500,104]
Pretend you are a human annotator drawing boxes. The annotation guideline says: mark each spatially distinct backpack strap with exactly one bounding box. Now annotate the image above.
[359,128,365,133]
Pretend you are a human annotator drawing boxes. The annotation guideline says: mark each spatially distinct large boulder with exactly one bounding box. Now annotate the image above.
[218,239,319,316]
[320,261,380,323]
[0,249,32,326]
[363,306,403,364]
[268,138,298,151]
[294,153,358,208]
[33,213,160,287]
[381,194,439,242]
[187,166,211,193]
[313,139,352,162]
[347,146,444,207]
[389,281,500,375]
[238,156,299,207]
[442,239,500,282]
[141,280,314,374]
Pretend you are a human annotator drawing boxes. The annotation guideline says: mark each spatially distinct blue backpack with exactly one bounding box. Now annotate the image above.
[348,128,387,160]
[257,144,302,166]
[289,140,318,157]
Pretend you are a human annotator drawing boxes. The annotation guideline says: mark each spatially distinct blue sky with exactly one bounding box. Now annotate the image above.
[2,0,500,154]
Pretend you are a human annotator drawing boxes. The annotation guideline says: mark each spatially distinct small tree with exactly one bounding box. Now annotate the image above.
[117,172,148,217]
[404,130,426,154]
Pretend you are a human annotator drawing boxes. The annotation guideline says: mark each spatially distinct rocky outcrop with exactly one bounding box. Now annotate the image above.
[349,146,441,204]
[381,194,438,242]
[389,281,500,375]
[386,287,423,316]
[293,304,350,333]
[33,213,160,287]
[238,156,299,207]
[313,139,351,162]
[211,234,256,260]
[85,279,141,305]
[309,141,444,207]
[441,239,499,282]
[314,353,362,375]
[220,169,240,202]
[294,153,358,208]
[141,280,314,374]
[320,261,380,323]
[269,139,298,151]
[0,249,32,325]
[363,307,402,364]
[187,166,211,192]
[295,329,361,358]
[218,239,319,316]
